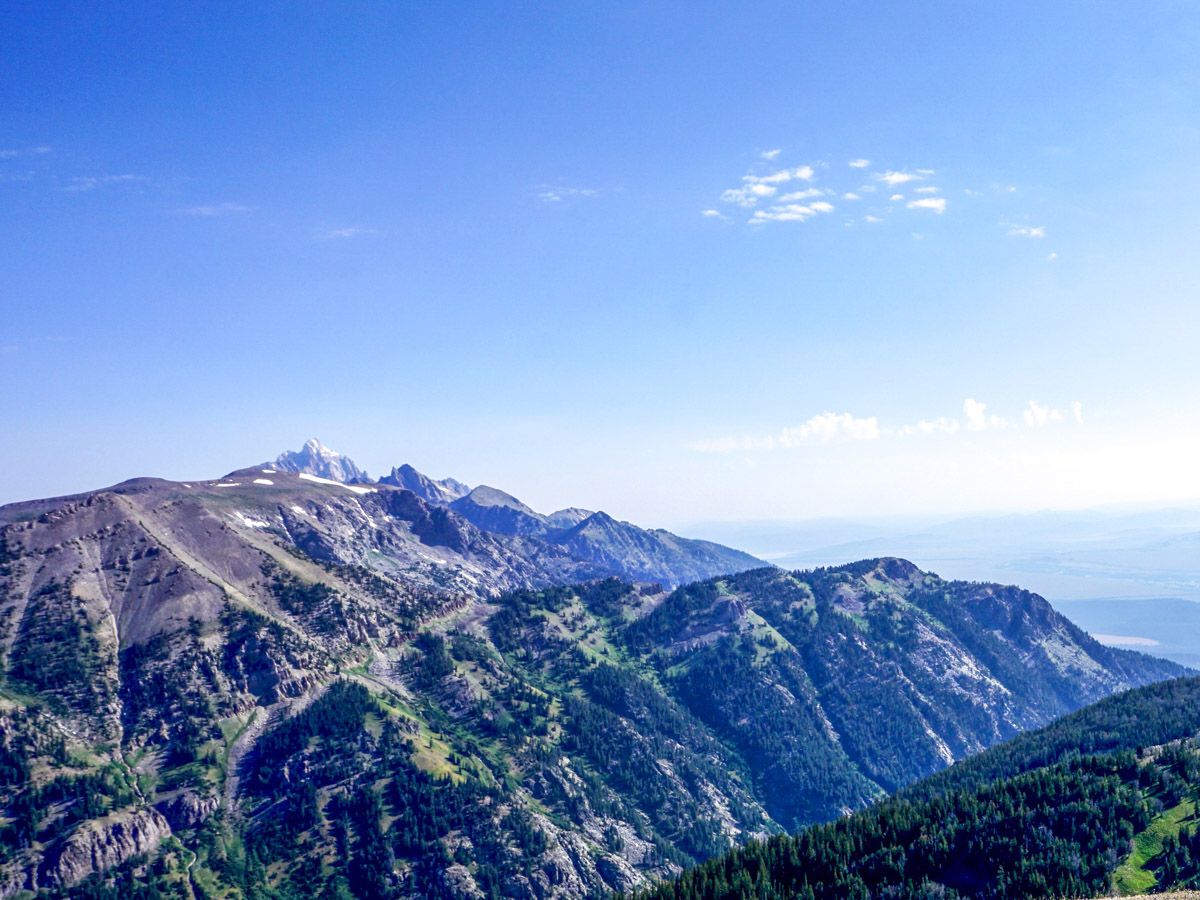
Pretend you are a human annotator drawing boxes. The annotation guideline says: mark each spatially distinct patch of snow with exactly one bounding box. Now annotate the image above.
[182,483,192,488]
[290,505,308,516]
[261,469,277,474]
[253,478,274,485]
[298,472,376,494]
[216,482,239,487]
[232,511,269,529]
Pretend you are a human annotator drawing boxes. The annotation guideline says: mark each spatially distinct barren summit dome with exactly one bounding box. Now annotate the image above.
[270,438,371,484]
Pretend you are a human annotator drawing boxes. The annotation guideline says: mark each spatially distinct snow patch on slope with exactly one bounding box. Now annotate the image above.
[298,472,376,495]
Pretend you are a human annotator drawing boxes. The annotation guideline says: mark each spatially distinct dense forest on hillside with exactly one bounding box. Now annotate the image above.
[632,678,1200,900]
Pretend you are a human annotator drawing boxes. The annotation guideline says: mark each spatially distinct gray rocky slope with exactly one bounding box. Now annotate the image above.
[0,453,1187,897]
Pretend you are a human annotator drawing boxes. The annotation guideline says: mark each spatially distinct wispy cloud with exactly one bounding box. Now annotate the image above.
[907,197,946,214]
[700,208,724,218]
[963,398,1005,431]
[691,412,881,452]
[1024,399,1065,427]
[749,201,836,224]
[64,173,141,192]
[718,165,818,209]
[692,398,1081,453]
[780,412,880,444]
[318,225,379,240]
[706,152,1024,231]
[876,170,925,187]
[536,186,600,203]
[0,145,52,159]
[744,166,815,185]
[778,188,826,202]
[722,182,778,206]
[176,202,255,216]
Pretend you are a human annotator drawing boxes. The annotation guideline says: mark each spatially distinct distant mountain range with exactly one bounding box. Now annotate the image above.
[0,432,1186,900]
[262,439,762,587]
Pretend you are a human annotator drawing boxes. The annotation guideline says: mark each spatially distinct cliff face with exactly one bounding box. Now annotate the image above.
[32,808,171,893]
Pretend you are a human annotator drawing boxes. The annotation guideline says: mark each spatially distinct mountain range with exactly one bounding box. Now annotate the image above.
[0,443,1190,898]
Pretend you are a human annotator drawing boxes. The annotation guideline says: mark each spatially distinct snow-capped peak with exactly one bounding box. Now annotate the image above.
[271,438,371,484]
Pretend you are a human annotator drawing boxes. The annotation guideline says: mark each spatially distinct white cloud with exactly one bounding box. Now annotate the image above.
[963,398,1005,431]
[537,186,600,203]
[749,205,814,223]
[744,165,815,185]
[701,208,723,218]
[761,148,782,160]
[889,194,904,202]
[749,200,835,224]
[900,417,960,436]
[848,159,870,168]
[1007,225,1047,238]
[1047,252,1058,261]
[779,412,881,445]
[864,215,883,223]
[721,166,819,208]
[692,412,880,452]
[908,197,947,214]
[1023,400,1064,427]
[916,168,936,176]
[177,202,255,216]
[65,173,141,192]
[689,435,773,453]
[694,396,1083,455]
[843,192,861,201]
[914,186,940,194]
[319,225,379,240]
[722,182,779,207]
[0,145,52,159]
[877,170,924,187]
[778,188,825,201]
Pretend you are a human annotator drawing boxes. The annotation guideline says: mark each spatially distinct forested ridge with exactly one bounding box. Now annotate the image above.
[631,678,1200,900]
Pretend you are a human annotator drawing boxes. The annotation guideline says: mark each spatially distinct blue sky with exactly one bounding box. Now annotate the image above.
[4,2,1200,526]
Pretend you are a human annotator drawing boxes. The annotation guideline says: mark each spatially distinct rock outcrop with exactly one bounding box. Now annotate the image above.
[34,807,171,891]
